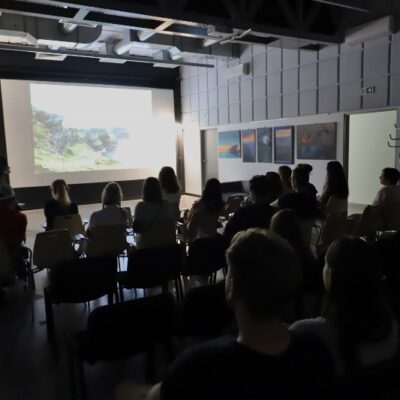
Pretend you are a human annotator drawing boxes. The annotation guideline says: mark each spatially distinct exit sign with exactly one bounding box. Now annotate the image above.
[361,86,376,95]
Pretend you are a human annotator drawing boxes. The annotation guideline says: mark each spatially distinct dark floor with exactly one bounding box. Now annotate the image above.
[0,270,174,400]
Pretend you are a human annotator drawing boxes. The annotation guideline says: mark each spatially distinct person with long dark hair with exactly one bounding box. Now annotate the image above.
[133,177,174,248]
[158,166,181,220]
[291,237,398,376]
[278,165,293,194]
[319,161,349,205]
[183,178,224,241]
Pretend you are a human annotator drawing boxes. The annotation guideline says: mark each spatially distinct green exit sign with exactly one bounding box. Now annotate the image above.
[361,86,376,95]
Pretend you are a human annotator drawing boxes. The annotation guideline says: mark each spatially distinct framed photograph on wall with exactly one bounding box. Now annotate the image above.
[218,130,241,159]
[297,122,337,160]
[274,126,294,164]
[241,129,256,162]
[257,127,272,163]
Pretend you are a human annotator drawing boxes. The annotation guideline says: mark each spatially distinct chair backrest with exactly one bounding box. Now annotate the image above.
[126,244,184,289]
[33,229,76,270]
[53,214,85,236]
[183,234,228,276]
[81,293,177,362]
[355,206,383,239]
[48,256,117,303]
[326,195,348,216]
[322,211,348,247]
[186,210,219,242]
[180,282,233,338]
[135,220,176,250]
[86,225,127,258]
[298,218,315,246]
[381,202,400,231]
[221,194,245,218]
[0,241,15,286]
[122,207,133,226]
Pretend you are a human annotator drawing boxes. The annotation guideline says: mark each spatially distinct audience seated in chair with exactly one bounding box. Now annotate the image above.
[147,228,333,400]
[318,161,349,212]
[224,175,275,243]
[372,168,400,208]
[271,167,318,219]
[297,164,318,197]
[0,155,13,200]
[44,179,79,230]
[159,166,181,221]
[271,209,320,295]
[291,237,399,377]
[0,193,28,280]
[87,182,129,233]
[133,177,175,249]
[183,178,224,242]
[278,165,293,194]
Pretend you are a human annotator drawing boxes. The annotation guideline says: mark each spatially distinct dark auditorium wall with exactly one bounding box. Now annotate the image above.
[0,50,181,209]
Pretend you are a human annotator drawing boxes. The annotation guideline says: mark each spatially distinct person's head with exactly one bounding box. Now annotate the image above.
[158,166,180,194]
[297,163,313,174]
[101,182,123,207]
[225,228,301,321]
[291,167,309,192]
[270,209,305,252]
[266,171,283,200]
[380,168,400,186]
[50,179,71,205]
[142,177,162,203]
[278,165,292,187]
[249,175,271,203]
[0,156,10,178]
[323,237,392,363]
[326,161,349,198]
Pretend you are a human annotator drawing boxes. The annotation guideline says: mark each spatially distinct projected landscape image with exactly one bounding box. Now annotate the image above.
[31,83,151,173]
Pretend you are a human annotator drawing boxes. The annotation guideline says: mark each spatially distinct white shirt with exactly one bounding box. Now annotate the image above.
[88,205,129,230]
[372,185,400,207]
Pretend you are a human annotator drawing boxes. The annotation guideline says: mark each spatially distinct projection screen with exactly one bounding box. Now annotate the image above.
[1,80,177,188]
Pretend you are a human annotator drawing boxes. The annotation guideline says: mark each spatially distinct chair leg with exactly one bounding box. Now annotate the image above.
[77,357,87,400]
[68,341,77,400]
[107,292,113,305]
[118,283,125,302]
[145,345,156,383]
[44,287,55,344]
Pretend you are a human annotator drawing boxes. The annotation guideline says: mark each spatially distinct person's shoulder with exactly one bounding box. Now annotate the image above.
[44,198,56,207]
[290,316,327,331]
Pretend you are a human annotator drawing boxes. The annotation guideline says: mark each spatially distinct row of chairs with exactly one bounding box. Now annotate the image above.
[43,237,228,345]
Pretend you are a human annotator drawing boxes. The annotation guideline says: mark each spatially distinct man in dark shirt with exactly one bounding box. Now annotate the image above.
[271,167,318,218]
[147,229,333,400]
[224,175,275,243]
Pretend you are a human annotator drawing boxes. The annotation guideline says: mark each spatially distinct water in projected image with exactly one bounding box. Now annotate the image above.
[30,83,152,173]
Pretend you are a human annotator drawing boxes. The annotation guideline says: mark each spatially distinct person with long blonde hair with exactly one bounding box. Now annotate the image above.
[44,179,78,229]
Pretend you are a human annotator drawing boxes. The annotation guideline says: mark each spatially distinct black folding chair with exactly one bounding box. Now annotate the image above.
[44,256,118,351]
[68,293,177,400]
[118,244,184,302]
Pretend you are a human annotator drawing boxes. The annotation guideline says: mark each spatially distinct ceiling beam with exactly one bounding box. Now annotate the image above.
[0,41,215,67]
[311,0,371,13]
[6,0,343,44]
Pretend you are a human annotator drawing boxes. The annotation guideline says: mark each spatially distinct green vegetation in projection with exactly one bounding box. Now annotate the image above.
[32,108,130,173]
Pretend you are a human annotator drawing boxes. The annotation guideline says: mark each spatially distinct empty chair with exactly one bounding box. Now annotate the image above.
[380,201,400,231]
[182,234,228,286]
[118,244,184,302]
[33,229,76,272]
[68,293,177,399]
[85,224,128,258]
[354,206,383,241]
[44,256,118,345]
[179,281,233,339]
[53,214,86,240]
[220,194,245,220]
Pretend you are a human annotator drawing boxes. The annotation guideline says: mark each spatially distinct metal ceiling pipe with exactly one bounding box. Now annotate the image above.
[61,22,78,33]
